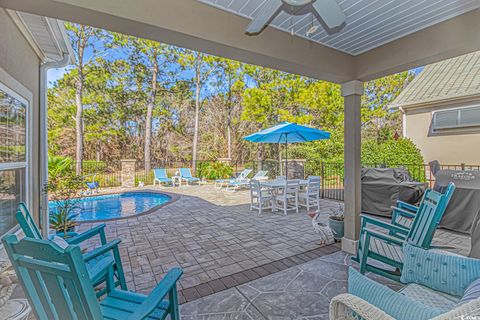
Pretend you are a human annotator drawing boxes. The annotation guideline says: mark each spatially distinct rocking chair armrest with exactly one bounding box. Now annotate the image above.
[128,268,183,320]
[360,215,409,236]
[67,224,107,245]
[83,239,122,262]
[363,228,405,246]
[396,200,418,213]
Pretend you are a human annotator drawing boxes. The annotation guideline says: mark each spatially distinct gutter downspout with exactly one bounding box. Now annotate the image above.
[39,53,70,238]
[399,106,407,137]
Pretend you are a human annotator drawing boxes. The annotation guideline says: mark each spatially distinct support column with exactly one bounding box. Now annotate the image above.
[341,80,364,254]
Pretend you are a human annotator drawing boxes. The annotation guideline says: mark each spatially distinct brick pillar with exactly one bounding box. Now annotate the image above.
[286,159,306,179]
[121,159,136,188]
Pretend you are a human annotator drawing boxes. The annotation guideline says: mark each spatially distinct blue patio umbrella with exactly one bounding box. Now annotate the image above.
[243,122,330,177]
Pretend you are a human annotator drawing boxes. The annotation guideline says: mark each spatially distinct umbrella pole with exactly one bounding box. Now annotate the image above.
[285,134,288,179]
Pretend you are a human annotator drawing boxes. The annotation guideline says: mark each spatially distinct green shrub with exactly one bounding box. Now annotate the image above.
[197,162,233,180]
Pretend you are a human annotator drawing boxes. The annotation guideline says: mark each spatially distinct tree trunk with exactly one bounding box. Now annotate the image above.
[75,33,85,176]
[192,53,201,173]
[144,54,158,173]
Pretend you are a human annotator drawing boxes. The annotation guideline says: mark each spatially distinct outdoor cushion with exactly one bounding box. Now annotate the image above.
[456,278,480,307]
[400,283,459,313]
[401,244,480,297]
[348,267,442,320]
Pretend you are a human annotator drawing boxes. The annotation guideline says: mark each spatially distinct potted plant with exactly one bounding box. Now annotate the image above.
[45,173,84,238]
[328,203,344,241]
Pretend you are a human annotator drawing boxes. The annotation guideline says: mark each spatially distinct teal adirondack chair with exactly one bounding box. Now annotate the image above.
[354,182,455,281]
[179,168,200,185]
[16,203,127,296]
[153,168,172,186]
[3,235,182,320]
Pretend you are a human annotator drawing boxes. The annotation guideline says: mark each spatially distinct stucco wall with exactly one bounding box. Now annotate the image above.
[405,105,480,165]
[0,9,41,224]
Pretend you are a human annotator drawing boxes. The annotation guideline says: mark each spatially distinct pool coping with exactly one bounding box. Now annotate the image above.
[72,189,181,224]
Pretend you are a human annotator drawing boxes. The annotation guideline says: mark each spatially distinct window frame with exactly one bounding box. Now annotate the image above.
[0,80,31,236]
[431,104,480,133]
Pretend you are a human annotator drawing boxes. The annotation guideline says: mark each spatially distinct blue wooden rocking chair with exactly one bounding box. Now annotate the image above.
[3,235,182,320]
[15,203,127,296]
[354,182,455,281]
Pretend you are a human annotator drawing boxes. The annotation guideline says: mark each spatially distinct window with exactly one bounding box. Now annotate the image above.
[0,82,28,236]
[432,105,480,132]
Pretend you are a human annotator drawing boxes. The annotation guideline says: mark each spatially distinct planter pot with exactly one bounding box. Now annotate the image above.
[55,227,78,239]
[328,218,344,241]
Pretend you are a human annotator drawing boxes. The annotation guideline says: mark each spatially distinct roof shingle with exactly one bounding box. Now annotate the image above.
[390,51,480,109]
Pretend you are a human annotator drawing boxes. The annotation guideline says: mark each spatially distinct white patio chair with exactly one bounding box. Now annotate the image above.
[274,180,299,215]
[226,170,268,191]
[249,179,274,214]
[298,176,321,211]
[276,175,286,181]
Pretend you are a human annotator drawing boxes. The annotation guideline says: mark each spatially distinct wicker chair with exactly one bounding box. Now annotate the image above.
[331,244,480,320]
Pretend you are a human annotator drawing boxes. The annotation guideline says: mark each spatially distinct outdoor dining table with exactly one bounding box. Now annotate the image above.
[260,179,309,189]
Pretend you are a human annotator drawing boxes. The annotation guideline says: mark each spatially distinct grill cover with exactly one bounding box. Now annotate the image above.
[435,170,480,235]
[361,168,428,217]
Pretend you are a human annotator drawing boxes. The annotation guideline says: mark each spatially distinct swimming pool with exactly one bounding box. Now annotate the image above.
[48,192,172,222]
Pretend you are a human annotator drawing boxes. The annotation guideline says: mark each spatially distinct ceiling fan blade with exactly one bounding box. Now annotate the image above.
[246,0,283,35]
[312,0,346,29]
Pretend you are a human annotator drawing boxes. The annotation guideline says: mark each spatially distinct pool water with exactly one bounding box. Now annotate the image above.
[49,192,172,222]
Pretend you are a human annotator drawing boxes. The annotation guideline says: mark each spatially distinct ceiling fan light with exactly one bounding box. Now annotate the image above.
[306,25,318,36]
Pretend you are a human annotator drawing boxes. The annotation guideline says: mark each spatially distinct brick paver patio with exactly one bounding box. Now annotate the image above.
[0,184,471,318]
[77,185,343,302]
[75,184,471,303]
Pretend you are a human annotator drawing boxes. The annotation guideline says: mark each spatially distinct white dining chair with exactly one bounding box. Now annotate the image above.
[274,180,299,215]
[249,180,274,214]
[299,176,321,211]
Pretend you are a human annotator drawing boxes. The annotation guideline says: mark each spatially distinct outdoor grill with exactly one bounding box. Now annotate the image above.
[361,167,428,217]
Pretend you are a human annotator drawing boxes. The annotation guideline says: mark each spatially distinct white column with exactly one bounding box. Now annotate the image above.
[341,80,364,254]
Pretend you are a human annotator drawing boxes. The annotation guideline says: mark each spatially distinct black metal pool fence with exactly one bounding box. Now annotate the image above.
[73,160,480,201]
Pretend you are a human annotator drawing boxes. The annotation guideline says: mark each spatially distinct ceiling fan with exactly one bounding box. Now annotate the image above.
[246,0,346,36]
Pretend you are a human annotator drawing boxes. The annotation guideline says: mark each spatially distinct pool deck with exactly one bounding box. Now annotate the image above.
[0,184,471,319]
[75,185,470,303]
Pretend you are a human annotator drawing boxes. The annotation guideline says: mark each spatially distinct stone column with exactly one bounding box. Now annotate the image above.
[286,159,306,179]
[341,80,364,254]
[121,159,136,188]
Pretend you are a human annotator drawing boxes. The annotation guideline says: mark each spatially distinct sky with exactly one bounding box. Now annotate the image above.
[46,28,425,89]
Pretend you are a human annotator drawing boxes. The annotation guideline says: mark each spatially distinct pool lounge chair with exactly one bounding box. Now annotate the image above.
[226,170,269,191]
[215,168,252,188]
[153,168,172,186]
[180,168,200,185]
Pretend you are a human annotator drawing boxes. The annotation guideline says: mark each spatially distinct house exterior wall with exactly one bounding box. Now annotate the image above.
[405,102,480,165]
[0,9,41,225]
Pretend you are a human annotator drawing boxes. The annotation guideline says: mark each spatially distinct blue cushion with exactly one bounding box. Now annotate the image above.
[348,268,442,320]
[456,278,480,307]
[401,244,480,297]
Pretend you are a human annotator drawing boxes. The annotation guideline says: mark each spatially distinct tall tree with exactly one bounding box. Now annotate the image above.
[179,52,218,169]
[66,23,104,175]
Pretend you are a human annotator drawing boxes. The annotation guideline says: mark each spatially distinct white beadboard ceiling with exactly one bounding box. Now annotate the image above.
[198,0,480,56]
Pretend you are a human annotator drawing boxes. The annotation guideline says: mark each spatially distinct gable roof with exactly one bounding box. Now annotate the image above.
[390,51,480,109]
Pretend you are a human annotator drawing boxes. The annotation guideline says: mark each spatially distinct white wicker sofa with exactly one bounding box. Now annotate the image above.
[330,244,480,320]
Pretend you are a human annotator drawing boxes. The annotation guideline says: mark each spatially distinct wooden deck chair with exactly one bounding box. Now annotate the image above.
[354,183,455,281]
[3,235,182,320]
[16,203,126,296]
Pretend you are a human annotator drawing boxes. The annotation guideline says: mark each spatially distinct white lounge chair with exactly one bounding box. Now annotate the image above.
[298,176,321,211]
[226,170,268,191]
[215,169,252,188]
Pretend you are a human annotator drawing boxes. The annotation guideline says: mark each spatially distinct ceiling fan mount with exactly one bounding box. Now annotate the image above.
[246,0,346,36]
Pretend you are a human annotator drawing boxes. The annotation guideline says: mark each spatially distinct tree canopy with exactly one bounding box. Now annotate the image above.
[48,23,422,167]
